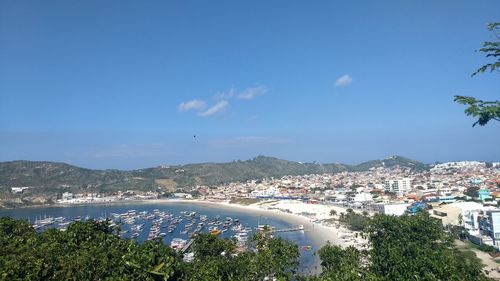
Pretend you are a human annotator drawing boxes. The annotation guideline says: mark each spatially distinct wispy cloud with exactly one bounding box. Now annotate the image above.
[212,136,292,146]
[237,86,268,100]
[179,85,267,118]
[213,86,267,100]
[178,99,207,112]
[213,88,236,100]
[335,74,352,87]
[199,100,229,117]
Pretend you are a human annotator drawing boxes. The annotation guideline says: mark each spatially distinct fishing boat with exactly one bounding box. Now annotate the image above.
[209,229,222,236]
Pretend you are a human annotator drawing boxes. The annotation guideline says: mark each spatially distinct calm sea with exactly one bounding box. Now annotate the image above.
[0,202,320,274]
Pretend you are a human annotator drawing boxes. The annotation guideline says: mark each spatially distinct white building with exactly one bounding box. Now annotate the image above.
[353,193,373,202]
[11,187,29,194]
[378,203,410,216]
[482,211,500,247]
[430,202,499,238]
[384,178,412,194]
[62,192,74,201]
[251,187,280,198]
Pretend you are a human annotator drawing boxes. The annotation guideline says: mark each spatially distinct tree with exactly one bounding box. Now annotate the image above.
[248,233,300,280]
[366,212,488,280]
[330,209,337,217]
[191,233,236,261]
[338,210,370,232]
[465,186,480,198]
[316,244,368,280]
[455,22,500,126]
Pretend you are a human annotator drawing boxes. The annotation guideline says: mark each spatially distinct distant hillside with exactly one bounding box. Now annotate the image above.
[349,156,429,172]
[0,155,429,204]
[0,161,153,194]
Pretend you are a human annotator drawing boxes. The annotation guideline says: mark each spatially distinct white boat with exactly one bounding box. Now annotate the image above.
[170,238,187,250]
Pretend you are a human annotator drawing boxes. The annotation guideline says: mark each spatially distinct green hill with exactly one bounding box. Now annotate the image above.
[0,155,429,206]
[350,156,429,172]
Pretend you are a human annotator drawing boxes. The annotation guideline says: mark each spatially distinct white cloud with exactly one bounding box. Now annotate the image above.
[237,86,268,100]
[178,100,206,112]
[335,74,352,87]
[180,85,267,118]
[199,100,229,117]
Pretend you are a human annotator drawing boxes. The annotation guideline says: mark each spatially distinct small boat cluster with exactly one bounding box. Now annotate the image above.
[30,208,256,252]
[32,215,92,231]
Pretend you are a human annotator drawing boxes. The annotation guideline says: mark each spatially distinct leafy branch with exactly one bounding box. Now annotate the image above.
[472,23,500,76]
[454,95,500,126]
[455,22,500,127]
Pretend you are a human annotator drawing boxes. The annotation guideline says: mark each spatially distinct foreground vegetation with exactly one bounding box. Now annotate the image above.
[0,212,491,280]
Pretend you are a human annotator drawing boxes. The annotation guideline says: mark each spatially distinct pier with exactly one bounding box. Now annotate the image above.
[270,225,305,233]
[181,239,194,253]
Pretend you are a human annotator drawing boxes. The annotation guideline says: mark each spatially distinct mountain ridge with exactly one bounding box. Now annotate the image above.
[0,156,429,205]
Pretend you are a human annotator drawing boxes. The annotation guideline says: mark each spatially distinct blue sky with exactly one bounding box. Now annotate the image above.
[1,0,499,169]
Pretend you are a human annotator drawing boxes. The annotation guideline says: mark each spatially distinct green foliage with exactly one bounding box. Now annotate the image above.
[472,23,500,76]
[351,156,430,172]
[454,96,500,127]
[329,209,337,217]
[318,244,361,274]
[191,233,237,261]
[0,217,302,281]
[246,233,300,280]
[0,217,183,281]
[465,186,480,198]
[366,212,489,281]
[455,22,500,127]
[338,209,370,232]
